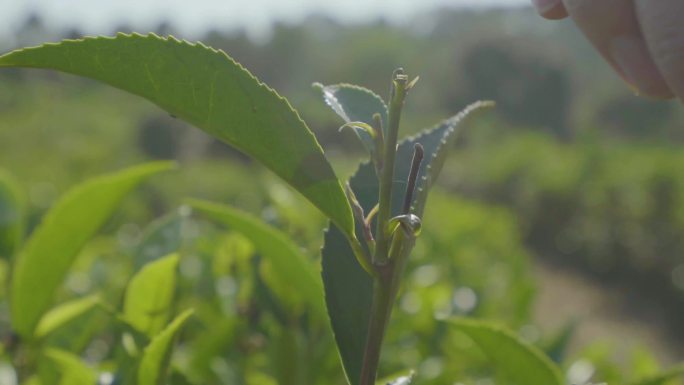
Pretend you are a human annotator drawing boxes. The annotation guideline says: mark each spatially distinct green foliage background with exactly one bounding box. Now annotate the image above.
[0,7,683,385]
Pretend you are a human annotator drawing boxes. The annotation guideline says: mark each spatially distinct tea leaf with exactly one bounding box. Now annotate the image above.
[630,364,684,385]
[138,309,194,385]
[321,163,375,385]
[10,161,173,338]
[402,101,494,216]
[45,349,97,385]
[322,102,492,385]
[449,318,563,385]
[189,199,326,320]
[0,33,354,237]
[0,169,25,260]
[123,254,180,337]
[35,294,101,339]
[315,83,388,153]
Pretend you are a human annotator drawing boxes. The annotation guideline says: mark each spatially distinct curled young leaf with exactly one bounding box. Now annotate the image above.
[340,121,377,139]
[315,82,388,155]
[386,214,422,237]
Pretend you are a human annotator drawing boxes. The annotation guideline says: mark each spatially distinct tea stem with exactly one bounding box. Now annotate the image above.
[359,276,392,385]
[374,68,408,265]
[359,229,414,385]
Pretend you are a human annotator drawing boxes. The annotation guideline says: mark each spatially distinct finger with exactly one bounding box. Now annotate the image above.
[562,0,674,99]
[531,0,569,20]
[634,0,684,100]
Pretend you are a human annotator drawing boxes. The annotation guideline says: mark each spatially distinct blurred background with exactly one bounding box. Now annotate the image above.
[1,0,684,384]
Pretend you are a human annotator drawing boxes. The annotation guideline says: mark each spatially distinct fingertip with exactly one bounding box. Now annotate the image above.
[634,0,684,101]
[639,86,676,100]
[610,36,676,100]
[531,0,568,20]
[541,3,569,20]
[622,77,676,100]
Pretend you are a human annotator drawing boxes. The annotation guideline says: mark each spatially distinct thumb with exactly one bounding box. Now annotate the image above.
[635,0,684,100]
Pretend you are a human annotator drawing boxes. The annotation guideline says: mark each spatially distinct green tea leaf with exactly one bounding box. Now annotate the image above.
[630,364,684,385]
[322,102,492,385]
[402,101,494,216]
[189,199,326,320]
[21,376,42,385]
[35,295,101,339]
[138,309,194,385]
[123,254,179,337]
[0,34,354,237]
[45,349,97,385]
[315,83,388,153]
[10,161,173,338]
[321,164,375,385]
[448,318,563,385]
[0,169,25,260]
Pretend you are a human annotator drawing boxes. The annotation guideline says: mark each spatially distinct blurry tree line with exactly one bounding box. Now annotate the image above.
[4,8,683,146]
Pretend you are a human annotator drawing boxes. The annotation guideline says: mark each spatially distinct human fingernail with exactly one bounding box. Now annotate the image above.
[531,0,561,14]
[611,36,675,99]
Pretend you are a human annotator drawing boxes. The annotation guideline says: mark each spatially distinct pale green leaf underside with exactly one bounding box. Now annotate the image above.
[45,349,98,385]
[189,199,326,320]
[35,294,100,339]
[10,161,173,338]
[386,376,413,385]
[376,372,414,385]
[123,254,179,337]
[139,309,194,385]
[316,83,388,154]
[0,169,25,259]
[322,102,492,385]
[630,364,684,385]
[448,318,564,385]
[0,33,354,237]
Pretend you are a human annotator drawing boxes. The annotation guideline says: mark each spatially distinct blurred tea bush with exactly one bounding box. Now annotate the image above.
[447,131,684,326]
[1,7,684,383]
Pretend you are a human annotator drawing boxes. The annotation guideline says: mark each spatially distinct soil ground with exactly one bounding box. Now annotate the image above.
[534,261,684,365]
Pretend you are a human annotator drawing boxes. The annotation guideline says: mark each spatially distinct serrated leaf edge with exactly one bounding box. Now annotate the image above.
[408,100,494,215]
[0,33,354,237]
[0,33,324,160]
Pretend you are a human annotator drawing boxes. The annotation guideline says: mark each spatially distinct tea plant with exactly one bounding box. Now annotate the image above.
[1,33,683,385]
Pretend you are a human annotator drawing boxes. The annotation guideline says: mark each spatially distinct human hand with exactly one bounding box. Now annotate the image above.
[531,0,684,100]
